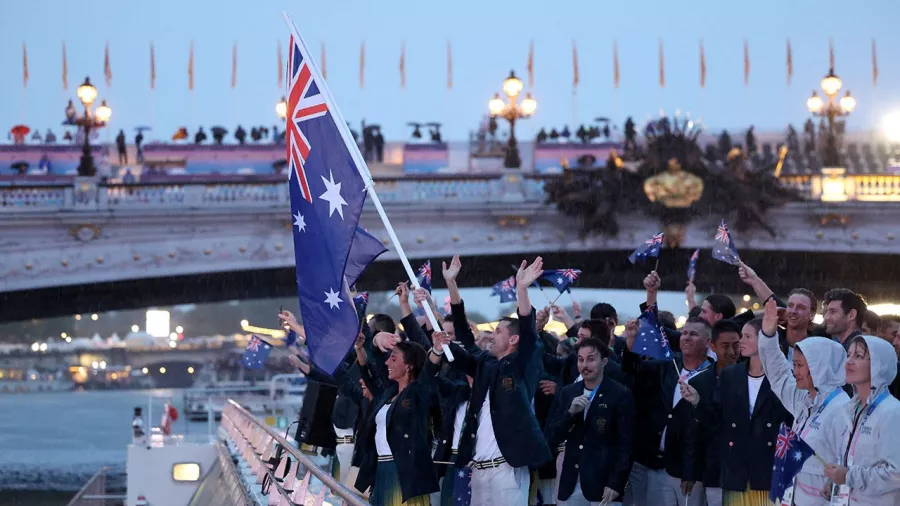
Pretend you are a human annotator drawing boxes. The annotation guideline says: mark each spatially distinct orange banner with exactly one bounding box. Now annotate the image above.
[743,39,750,86]
[62,42,68,90]
[150,42,156,90]
[527,40,534,88]
[786,38,793,86]
[188,41,194,91]
[399,41,406,89]
[572,40,579,90]
[613,40,620,89]
[104,42,112,87]
[658,39,665,88]
[699,40,706,88]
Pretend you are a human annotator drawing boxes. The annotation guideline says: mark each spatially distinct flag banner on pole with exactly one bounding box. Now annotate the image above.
[359,41,365,89]
[541,269,581,293]
[320,42,327,80]
[446,41,453,90]
[743,39,750,86]
[699,40,706,88]
[872,39,878,87]
[769,424,816,504]
[786,38,793,86]
[828,38,835,69]
[231,42,238,88]
[105,42,112,87]
[572,40,579,91]
[634,305,673,360]
[62,42,68,90]
[242,335,272,369]
[613,40,620,89]
[712,219,741,265]
[22,42,28,89]
[285,29,370,374]
[278,41,284,88]
[188,41,195,91]
[399,41,406,89]
[150,43,156,90]
[416,260,432,292]
[345,227,388,288]
[629,233,664,264]
[527,40,534,88]
[658,39,665,88]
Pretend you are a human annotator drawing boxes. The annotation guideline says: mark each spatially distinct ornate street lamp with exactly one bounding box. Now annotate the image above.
[807,67,856,168]
[66,77,111,177]
[488,70,537,168]
[276,96,287,120]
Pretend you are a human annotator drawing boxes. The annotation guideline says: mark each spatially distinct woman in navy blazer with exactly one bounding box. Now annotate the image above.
[682,318,792,506]
[351,336,440,506]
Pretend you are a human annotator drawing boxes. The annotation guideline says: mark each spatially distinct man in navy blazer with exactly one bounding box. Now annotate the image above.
[437,255,552,506]
[546,337,635,505]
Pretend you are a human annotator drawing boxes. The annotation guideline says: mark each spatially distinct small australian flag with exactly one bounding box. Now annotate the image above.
[451,466,472,506]
[712,219,741,266]
[628,232,664,264]
[633,305,673,360]
[490,276,518,303]
[769,423,816,504]
[242,335,272,369]
[416,260,432,292]
[541,268,582,293]
[687,249,700,282]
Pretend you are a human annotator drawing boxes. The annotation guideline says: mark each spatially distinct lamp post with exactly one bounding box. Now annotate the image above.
[489,70,537,169]
[806,68,856,168]
[66,77,111,177]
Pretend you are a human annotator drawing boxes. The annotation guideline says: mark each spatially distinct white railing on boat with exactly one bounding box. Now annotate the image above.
[221,400,369,506]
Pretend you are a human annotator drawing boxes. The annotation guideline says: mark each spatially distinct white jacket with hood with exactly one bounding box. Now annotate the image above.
[835,335,900,506]
[759,332,850,506]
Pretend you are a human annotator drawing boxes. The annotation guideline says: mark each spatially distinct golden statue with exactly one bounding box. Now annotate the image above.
[643,157,704,208]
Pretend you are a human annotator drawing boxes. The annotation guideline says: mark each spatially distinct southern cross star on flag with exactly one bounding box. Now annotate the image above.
[242,335,272,369]
[769,423,816,504]
[712,218,741,266]
[628,232,664,264]
[285,32,370,374]
[633,305,673,360]
[490,276,517,303]
[541,268,582,293]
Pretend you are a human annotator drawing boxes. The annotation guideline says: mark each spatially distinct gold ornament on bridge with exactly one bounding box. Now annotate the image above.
[643,158,704,208]
[663,223,686,248]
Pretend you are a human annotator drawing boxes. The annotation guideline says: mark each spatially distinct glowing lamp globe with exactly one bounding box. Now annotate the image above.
[839,91,856,114]
[520,93,537,116]
[76,77,98,106]
[488,93,505,116]
[502,71,524,98]
[94,100,112,124]
[807,92,824,114]
[820,71,842,97]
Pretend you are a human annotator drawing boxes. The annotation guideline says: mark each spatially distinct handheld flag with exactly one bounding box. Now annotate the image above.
[629,233,664,265]
[243,335,272,369]
[687,249,699,282]
[416,260,432,292]
[490,276,517,303]
[345,228,388,288]
[633,305,673,360]
[769,424,816,504]
[712,219,741,265]
[285,31,369,374]
[541,269,581,293]
[451,466,472,506]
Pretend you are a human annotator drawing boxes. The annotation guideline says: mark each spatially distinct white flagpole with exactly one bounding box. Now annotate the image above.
[282,12,453,361]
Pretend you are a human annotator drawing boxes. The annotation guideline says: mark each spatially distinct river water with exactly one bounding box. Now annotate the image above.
[0,389,211,505]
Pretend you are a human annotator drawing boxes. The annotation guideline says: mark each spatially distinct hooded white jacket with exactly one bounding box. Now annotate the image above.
[835,335,900,506]
[759,332,850,506]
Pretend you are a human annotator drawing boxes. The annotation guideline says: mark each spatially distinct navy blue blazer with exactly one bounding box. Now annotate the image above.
[545,378,635,500]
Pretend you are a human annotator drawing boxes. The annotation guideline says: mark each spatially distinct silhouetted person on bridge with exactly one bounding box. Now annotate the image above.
[116,130,127,165]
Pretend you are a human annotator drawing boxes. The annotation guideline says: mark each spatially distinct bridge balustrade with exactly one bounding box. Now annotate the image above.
[1,172,898,213]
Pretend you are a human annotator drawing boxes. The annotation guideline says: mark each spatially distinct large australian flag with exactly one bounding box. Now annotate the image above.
[541,268,581,293]
[285,32,371,374]
[628,232,664,265]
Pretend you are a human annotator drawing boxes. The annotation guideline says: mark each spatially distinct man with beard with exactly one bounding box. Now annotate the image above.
[822,288,867,350]
[737,262,817,358]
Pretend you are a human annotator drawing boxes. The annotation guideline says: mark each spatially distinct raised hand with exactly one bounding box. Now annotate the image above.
[600,487,619,505]
[413,287,431,307]
[373,332,400,352]
[396,282,411,308]
[432,331,451,352]
[571,299,582,319]
[516,256,544,287]
[643,271,661,292]
[762,297,779,337]
[738,261,758,285]
[685,281,696,300]
[679,379,700,406]
[539,380,558,396]
[442,254,462,283]
[279,310,299,330]
[536,306,550,331]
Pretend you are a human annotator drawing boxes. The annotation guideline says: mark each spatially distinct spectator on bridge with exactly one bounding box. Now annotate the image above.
[374,128,385,163]
[45,129,57,144]
[235,125,247,145]
[135,131,144,163]
[194,127,208,145]
[116,130,127,165]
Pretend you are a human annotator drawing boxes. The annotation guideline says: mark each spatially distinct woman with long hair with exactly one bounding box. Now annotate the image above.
[823,335,900,505]
[351,336,440,505]
[683,317,793,506]
[757,298,850,505]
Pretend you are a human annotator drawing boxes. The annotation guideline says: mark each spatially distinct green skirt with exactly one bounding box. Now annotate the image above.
[371,460,431,506]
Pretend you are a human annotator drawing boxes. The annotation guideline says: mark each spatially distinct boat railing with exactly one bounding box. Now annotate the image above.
[221,399,370,506]
[65,466,126,506]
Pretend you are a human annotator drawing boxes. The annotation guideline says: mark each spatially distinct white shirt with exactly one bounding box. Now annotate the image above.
[375,404,391,457]
[747,375,765,415]
[334,425,354,438]
[473,390,502,461]
[451,400,468,450]
[660,365,708,451]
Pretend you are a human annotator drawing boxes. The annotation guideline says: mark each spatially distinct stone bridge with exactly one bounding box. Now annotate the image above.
[0,344,237,371]
[1,170,899,321]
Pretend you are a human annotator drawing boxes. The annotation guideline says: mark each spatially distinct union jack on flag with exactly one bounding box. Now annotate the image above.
[774,426,794,459]
[490,276,517,303]
[540,268,582,293]
[286,34,329,203]
[242,334,272,369]
[247,335,262,352]
[769,423,815,504]
[711,218,741,266]
[417,260,432,292]
[628,232,664,265]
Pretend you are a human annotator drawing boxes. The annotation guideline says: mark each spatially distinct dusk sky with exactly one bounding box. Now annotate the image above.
[3,0,899,142]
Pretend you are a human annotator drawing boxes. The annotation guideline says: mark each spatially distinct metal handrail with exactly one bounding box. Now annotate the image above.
[65,466,123,506]
[223,400,370,506]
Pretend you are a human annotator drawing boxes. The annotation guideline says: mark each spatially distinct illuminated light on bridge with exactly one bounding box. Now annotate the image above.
[60,332,67,338]
[187,367,195,374]
[75,315,82,321]
[91,314,98,321]
[159,367,166,374]
[146,310,171,338]
[175,326,184,334]
[141,367,149,374]
[239,320,286,339]
[168,341,177,349]
[131,325,139,333]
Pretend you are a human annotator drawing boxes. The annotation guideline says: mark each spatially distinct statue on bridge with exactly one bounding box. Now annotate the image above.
[544,115,802,244]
